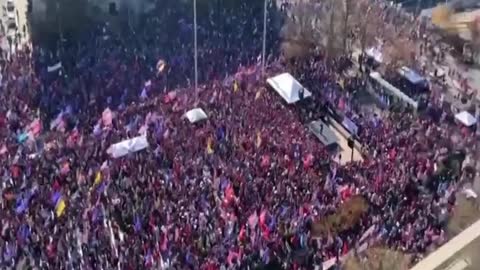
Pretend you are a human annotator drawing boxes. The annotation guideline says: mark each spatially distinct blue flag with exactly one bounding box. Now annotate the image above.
[134,215,142,232]
[15,191,33,214]
[17,133,28,144]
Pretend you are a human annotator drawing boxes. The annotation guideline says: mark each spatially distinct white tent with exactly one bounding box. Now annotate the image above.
[184,108,208,123]
[455,111,477,127]
[266,73,312,104]
[107,135,149,158]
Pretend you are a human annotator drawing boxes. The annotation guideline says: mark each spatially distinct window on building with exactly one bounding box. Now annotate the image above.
[109,2,117,15]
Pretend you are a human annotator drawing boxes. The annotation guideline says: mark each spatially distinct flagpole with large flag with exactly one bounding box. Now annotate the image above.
[194,0,199,95]
[262,0,268,76]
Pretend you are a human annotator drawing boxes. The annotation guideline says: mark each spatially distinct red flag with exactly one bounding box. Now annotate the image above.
[260,155,270,169]
[227,250,241,266]
[67,129,79,148]
[225,185,235,204]
[259,209,267,227]
[303,153,314,169]
[160,233,168,251]
[248,212,258,228]
[338,98,345,111]
[389,148,397,160]
[29,118,42,137]
[342,242,349,255]
[238,225,246,242]
[340,185,352,200]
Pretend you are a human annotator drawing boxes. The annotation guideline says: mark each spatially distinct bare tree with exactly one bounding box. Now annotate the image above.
[381,37,416,69]
[29,0,99,47]
[280,2,318,59]
[280,0,345,60]
[351,0,381,53]
[342,0,355,53]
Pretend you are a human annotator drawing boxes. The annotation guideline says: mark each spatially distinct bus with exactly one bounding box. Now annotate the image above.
[367,72,420,110]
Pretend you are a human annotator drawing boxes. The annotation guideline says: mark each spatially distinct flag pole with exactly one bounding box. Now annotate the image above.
[194,0,199,95]
[262,0,267,76]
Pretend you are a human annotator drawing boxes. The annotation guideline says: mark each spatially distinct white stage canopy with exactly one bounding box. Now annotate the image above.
[107,135,149,158]
[455,111,477,127]
[185,108,208,123]
[267,73,312,104]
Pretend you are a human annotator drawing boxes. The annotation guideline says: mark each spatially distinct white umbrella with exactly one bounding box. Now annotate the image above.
[455,111,476,127]
[184,108,208,123]
[107,135,149,158]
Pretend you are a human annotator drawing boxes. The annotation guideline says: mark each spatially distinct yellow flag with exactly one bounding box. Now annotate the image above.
[233,81,239,93]
[94,172,102,186]
[207,137,214,154]
[56,199,66,217]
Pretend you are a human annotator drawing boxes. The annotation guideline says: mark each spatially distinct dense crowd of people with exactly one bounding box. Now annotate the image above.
[0,1,477,270]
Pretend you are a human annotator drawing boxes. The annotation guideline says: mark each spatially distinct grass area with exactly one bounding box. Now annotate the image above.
[444,194,480,270]
[311,196,368,237]
[448,195,480,237]
[343,247,411,270]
